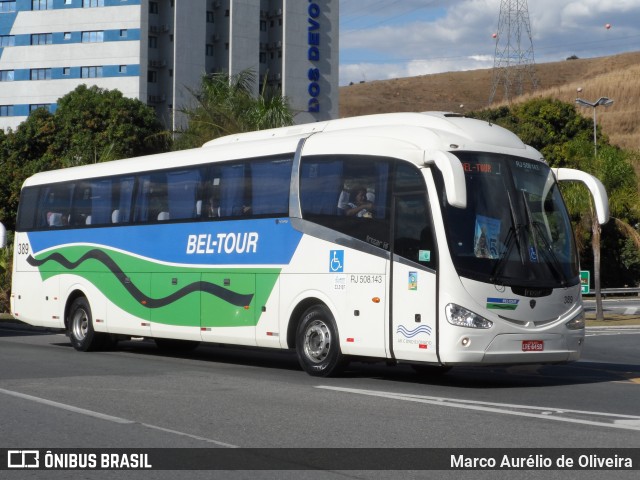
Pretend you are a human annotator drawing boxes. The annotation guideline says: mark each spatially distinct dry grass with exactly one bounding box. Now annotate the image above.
[340,51,640,152]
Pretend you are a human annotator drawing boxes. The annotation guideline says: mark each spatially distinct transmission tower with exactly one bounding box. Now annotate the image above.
[488,0,539,104]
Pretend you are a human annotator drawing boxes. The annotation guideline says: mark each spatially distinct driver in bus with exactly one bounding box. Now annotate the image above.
[342,186,373,218]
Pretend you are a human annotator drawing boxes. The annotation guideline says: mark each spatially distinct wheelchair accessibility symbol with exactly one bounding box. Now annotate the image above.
[330,250,344,272]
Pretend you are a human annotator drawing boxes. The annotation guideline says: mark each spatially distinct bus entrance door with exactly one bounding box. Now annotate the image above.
[390,193,438,363]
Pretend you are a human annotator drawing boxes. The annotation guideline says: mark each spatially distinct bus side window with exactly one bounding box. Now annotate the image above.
[219,163,247,217]
[167,168,202,220]
[393,163,437,268]
[300,155,391,250]
[250,157,291,216]
[70,184,91,226]
[42,183,74,228]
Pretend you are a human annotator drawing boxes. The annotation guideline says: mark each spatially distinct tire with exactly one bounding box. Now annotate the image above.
[67,296,105,352]
[411,364,452,376]
[295,305,347,377]
[154,338,200,352]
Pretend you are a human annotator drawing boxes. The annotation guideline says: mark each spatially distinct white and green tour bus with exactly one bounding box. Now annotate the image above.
[7,112,609,376]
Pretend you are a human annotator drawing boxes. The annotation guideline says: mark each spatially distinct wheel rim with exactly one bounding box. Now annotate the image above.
[303,319,331,363]
[71,308,89,341]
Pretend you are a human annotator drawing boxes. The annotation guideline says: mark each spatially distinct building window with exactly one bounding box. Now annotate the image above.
[119,65,127,73]
[64,32,71,40]
[83,0,104,7]
[1,1,17,13]
[260,20,267,32]
[31,68,52,80]
[120,29,127,38]
[206,44,213,56]
[81,66,103,78]
[259,52,266,64]
[82,31,104,43]
[31,33,53,45]
[0,105,14,117]
[30,104,51,113]
[148,70,157,83]
[148,35,158,48]
[0,70,14,81]
[206,11,214,23]
[0,35,15,47]
[62,67,70,75]
[149,1,158,14]
[32,0,53,10]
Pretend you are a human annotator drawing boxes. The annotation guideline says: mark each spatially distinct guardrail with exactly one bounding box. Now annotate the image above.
[583,287,640,297]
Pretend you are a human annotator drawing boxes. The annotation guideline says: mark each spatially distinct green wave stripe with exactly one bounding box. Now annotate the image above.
[35,245,281,328]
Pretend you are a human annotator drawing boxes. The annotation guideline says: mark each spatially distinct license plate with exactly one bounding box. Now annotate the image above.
[522,340,544,352]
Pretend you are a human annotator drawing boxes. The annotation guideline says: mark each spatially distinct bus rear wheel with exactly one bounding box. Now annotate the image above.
[67,297,105,352]
[295,305,347,377]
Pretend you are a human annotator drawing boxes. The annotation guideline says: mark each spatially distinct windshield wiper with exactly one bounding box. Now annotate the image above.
[490,191,525,284]
[521,191,568,287]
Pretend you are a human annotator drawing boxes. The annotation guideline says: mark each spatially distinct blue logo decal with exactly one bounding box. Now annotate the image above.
[27,218,302,266]
[329,250,344,272]
[396,325,432,338]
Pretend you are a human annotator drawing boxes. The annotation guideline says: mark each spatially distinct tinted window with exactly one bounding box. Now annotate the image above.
[300,155,391,250]
[15,154,293,232]
[393,163,437,269]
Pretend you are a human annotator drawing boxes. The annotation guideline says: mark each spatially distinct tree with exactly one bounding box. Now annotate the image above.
[472,98,594,167]
[51,85,167,166]
[552,137,639,320]
[175,70,294,150]
[0,108,61,232]
[0,85,168,233]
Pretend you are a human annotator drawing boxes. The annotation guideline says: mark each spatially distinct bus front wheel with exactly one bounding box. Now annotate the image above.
[67,297,104,352]
[295,305,347,377]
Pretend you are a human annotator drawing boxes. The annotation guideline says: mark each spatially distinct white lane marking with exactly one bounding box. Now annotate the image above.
[585,326,640,337]
[0,387,134,424]
[316,386,640,432]
[0,387,238,447]
[624,307,638,315]
[140,423,239,448]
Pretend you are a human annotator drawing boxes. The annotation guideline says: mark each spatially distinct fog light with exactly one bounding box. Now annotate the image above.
[461,337,470,347]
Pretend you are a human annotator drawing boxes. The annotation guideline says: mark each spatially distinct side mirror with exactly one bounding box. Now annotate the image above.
[425,150,467,208]
[553,168,610,224]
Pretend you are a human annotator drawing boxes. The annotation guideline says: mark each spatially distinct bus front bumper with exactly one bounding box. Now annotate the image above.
[442,332,584,365]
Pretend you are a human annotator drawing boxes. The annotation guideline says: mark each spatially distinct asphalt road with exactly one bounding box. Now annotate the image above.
[583,297,640,316]
[1,320,639,480]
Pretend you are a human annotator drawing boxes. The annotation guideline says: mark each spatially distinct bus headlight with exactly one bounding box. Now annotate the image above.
[565,310,585,330]
[445,303,493,329]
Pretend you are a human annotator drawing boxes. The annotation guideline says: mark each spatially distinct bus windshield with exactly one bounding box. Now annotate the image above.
[438,151,579,289]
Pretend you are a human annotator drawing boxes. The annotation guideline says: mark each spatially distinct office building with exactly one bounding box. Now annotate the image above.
[0,0,339,132]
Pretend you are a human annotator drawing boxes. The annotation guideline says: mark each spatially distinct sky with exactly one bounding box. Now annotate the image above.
[339,0,640,85]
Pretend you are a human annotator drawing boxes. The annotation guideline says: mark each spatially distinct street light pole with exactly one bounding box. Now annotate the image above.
[575,97,614,158]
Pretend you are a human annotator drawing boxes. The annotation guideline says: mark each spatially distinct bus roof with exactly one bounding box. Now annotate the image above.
[204,112,540,157]
[23,112,543,187]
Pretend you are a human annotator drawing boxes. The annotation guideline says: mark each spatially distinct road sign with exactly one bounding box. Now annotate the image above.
[580,270,590,294]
